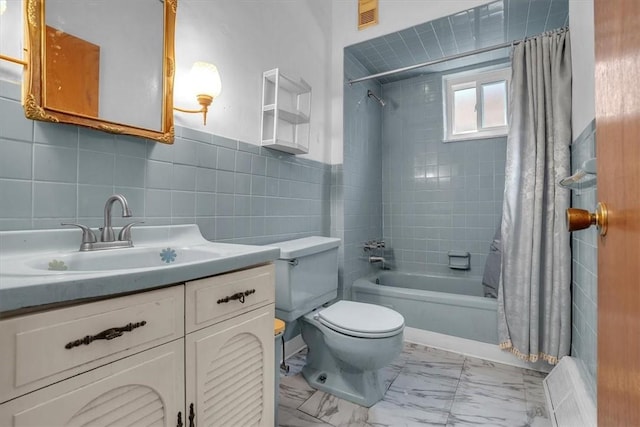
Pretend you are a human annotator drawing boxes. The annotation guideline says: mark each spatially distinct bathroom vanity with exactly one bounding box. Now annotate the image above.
[0,225,279,427]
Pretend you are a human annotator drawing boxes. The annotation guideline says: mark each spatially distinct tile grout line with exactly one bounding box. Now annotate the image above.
[444,355,468,426]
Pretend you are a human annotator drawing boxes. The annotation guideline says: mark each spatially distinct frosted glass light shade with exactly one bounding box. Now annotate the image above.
[190,62,222,98]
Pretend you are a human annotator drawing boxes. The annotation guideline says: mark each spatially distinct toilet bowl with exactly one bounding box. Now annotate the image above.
[270,237,405,407]
[301,300,404,407]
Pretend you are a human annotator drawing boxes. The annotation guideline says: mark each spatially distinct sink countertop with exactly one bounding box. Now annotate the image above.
[0,225,280,314]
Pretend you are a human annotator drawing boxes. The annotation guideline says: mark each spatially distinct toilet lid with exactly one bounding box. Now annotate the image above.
[317,301,405,338]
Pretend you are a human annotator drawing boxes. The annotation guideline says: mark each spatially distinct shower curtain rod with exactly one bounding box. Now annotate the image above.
[348,27,569,85]
[348,40,515,85]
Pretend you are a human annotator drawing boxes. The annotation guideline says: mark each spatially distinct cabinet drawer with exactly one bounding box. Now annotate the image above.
[0,285,183,404]
[185,264,274,333]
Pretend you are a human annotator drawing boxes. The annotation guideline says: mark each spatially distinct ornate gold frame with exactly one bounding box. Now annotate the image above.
[23,0,176,144]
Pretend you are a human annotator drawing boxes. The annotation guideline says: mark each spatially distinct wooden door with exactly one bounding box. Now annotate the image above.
[185,304,275,427]
[0,340,185,426]
[595,0,640,425]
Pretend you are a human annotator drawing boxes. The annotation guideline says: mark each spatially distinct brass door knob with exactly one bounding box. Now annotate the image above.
[566,202,608,236]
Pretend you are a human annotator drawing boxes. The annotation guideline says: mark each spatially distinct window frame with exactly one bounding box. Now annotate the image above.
[443,65,511,142]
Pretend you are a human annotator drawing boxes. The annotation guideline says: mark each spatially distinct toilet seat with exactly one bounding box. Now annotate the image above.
[316,300,404,338]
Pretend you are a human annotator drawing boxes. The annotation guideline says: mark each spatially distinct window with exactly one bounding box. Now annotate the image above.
[443,66,510,141]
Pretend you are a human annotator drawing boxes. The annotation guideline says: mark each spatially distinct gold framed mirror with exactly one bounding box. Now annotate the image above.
[23,0,176,143]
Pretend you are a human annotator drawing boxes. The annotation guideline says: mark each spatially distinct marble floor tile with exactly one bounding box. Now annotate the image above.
[523,371,551,426]
[369,374,456,425]
[278,342,551,427]
[298,390,371,427]
[367,399,448,426]
[447,358,529,427]
[460,357,528,389]
[278,404,334,427]
[404,344,466,366]
[447,387,528,427]
[380,358,403,391]
[284,348,308,376]
[280,373,316,409]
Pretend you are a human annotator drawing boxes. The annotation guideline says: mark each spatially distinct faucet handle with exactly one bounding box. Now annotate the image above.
[61,223,98,245]
[363,240,385,250]
[118,221,144,241]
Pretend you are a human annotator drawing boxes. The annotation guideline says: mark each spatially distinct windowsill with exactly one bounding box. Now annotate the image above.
[442,133,508,143]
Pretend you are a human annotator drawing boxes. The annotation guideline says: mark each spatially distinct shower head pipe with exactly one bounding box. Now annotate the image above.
[367,90,386,107]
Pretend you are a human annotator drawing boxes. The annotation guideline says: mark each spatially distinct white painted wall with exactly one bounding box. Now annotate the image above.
[174,0,332,163]
[569,0,595,137]
[2,0,333,162]
[329,0,491,164]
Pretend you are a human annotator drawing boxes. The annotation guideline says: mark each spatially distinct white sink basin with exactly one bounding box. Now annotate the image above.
[22,246,228,273]
[0,225,281,313]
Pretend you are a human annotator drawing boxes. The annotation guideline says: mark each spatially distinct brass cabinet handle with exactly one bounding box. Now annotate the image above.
[217,289,256,304]
[566,202,608,236]
[64,321,147,349]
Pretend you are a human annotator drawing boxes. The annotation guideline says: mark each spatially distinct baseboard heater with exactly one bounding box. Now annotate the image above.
[543,356,596,427]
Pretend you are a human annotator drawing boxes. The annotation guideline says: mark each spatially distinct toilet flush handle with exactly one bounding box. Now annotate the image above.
[288,258,298,266]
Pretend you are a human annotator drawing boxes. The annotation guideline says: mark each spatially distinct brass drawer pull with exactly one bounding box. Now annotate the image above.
[65,321,147,349]
[217,289,256,304]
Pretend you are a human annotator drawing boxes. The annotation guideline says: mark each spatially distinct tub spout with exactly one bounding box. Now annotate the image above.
[369,256,386,263]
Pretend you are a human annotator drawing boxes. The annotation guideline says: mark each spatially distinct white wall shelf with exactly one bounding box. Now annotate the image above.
[261,68,311,155]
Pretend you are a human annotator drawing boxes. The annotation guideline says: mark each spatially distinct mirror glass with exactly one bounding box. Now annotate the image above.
[24,0,175,143]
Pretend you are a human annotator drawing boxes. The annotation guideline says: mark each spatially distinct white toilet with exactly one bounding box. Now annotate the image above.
[271,236,404,407]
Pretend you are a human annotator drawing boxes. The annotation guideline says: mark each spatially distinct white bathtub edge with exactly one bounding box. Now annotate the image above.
[403,326,552,373]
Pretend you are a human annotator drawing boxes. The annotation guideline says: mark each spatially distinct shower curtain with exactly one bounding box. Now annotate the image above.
[498,28,572,365]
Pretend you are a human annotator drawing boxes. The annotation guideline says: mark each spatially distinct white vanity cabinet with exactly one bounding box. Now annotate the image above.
[186,305,274,427]
[185,264,275,427]
[0,263,276,427]
[0,340,185,427]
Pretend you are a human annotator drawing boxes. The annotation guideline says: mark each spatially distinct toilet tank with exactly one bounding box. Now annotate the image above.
[270,236,341,322]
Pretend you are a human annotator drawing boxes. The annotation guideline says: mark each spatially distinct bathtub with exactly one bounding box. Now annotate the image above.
[352,271,498,344]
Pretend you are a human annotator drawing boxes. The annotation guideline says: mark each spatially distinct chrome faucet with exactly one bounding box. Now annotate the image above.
[363,240,385,250]
[101,194,132,242]
[63,194,141,251]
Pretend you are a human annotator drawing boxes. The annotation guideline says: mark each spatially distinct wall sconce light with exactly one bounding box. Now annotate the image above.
[174,61,222,126]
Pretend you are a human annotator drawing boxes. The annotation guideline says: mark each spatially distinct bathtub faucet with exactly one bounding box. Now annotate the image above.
[363,240,385,250]
[369,255,391,270]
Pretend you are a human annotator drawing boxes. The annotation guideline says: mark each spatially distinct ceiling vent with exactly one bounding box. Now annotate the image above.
[358,0,378,30]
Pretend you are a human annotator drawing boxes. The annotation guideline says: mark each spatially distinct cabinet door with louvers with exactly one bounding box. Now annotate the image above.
[0,340,185,427]
[185,304,275,427]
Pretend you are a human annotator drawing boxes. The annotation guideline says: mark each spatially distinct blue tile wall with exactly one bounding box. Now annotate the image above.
[569,120,597,401]
[337,52,384,298]
[347,0,569,84]
[380,71,506,277]
[0,81,331,246]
